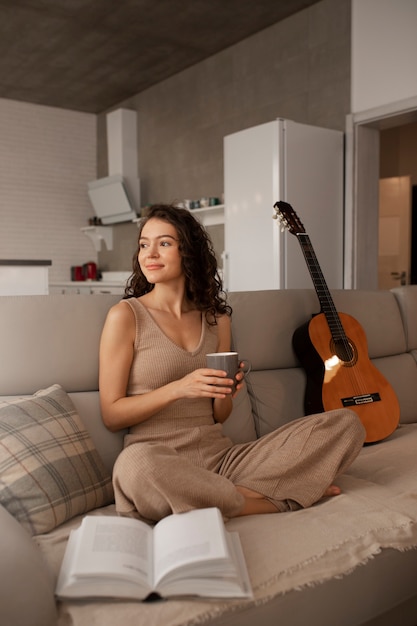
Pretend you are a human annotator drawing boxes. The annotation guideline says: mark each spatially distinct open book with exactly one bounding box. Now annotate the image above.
[56,507,253,601]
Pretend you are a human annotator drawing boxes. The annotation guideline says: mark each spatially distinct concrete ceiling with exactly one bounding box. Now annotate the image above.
[0,0,322,114]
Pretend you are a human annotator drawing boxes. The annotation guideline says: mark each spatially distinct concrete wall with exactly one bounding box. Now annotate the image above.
[351,0,417,114]
[97,0,351,271]
[0,0,352,278]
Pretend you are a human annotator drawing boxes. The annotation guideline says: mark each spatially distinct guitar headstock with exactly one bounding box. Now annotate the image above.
[273,201,306,236]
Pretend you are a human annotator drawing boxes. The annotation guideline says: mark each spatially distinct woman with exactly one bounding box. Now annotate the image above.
[99,204,365,523]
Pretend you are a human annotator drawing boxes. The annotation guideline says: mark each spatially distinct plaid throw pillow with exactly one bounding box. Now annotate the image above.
[0,384,114,536]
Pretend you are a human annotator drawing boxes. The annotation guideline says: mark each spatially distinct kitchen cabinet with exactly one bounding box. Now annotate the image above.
[0,260,51,295]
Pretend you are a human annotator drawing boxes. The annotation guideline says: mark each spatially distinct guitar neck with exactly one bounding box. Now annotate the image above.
[297,233,345,341]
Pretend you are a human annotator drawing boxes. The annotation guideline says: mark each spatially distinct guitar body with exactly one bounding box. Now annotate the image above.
[293,311,400,443]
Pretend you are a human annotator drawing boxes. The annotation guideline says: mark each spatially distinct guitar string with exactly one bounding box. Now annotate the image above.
[298,233,366,397]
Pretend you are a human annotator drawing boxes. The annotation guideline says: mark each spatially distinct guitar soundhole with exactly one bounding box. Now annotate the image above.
[331,338,357,366]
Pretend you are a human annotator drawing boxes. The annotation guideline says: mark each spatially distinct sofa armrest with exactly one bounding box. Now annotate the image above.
[0,504,57,626]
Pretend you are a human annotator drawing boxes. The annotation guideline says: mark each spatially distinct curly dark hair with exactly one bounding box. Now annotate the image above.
[124,204,231,322]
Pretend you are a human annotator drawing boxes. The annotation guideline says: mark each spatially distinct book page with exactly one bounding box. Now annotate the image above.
[156,532,253,599]
[56,509,253,600]
[69,516,153,584]
[153,507,229,586]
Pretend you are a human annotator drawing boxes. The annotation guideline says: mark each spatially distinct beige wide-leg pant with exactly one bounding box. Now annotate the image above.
[113,409,365,523]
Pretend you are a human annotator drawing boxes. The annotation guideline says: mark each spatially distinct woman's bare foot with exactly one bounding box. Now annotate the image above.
[322,484,341,498]
[233,484,342,517]
[236,485,266,499]
[234,485,278,516]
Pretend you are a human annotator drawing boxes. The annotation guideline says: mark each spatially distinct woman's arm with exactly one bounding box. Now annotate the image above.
[99,302,236,432]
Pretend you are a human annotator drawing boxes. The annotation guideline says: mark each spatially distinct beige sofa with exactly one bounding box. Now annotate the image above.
[1,287,417,626]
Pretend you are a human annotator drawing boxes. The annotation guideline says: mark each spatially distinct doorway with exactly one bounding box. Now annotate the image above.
[411,185,417,284]
[378,176,411,289]
[345,99,417,290]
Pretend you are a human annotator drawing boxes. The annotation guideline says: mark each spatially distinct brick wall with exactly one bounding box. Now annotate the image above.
[0,98,96,282]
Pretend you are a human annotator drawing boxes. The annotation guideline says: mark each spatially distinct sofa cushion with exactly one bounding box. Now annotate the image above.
[0,384,114,536]
[229,289,319,371]
[0,294,120,396]
[373,353,417,424]
[221,381,257,442]
[246,369,307,437]
[392,285,417,351]
[68,391,126,475]
[331,289,406,358]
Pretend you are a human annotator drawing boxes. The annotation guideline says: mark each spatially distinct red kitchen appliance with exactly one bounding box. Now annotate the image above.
[71,266,85,281]
[82,262,97,281]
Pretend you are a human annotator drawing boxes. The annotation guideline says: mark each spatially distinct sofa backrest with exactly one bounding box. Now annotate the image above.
[0,294,124,474]
[0,294,120,396]
[1,287,417,459]
[392,286,417,352]
[228,287,417,437]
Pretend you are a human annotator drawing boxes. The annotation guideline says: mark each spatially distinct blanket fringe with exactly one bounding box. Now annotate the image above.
[254,518,417,596]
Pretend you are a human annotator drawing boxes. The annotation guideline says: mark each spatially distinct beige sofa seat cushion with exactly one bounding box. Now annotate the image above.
[35,425,417,626]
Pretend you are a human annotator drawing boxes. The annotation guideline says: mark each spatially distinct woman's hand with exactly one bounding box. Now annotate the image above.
[177,368,235,399]
[179,359,248,401]
[232,365,247,398]
[211,364,247,424]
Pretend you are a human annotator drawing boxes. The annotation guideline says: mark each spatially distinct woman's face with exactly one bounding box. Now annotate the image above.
[138,218,183,284]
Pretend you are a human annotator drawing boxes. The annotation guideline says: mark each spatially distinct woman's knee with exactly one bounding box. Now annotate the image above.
[113,444,174,521]
[336,409,366,443]
[114,442,172,483]
[321,408,365,440]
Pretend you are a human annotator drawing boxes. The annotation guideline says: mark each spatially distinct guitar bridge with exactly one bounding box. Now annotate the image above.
[342,393,381,407]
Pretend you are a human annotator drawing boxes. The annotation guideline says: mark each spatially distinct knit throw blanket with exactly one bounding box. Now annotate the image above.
[36,424,417,626]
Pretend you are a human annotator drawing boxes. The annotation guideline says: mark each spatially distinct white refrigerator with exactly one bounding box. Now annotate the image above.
[223,119,344,292]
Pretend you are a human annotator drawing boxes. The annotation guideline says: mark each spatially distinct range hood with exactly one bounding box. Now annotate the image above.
[88,109,140,225]
[88,175,136,225]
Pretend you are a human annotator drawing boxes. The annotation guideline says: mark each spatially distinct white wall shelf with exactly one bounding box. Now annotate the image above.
[191,204,224,226]
[81,226,113,251]
[132,204,224,228]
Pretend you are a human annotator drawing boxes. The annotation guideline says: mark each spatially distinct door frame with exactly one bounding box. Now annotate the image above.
[344,95,417,289]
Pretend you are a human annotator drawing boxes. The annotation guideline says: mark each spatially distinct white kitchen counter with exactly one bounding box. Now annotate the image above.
[0,260,51,295]
[49,281,126,295]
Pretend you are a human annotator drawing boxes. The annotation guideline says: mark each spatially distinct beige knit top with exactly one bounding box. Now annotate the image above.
[123,298,220,445]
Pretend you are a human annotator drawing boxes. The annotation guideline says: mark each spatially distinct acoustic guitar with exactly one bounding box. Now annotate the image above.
[273,200,400,443]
